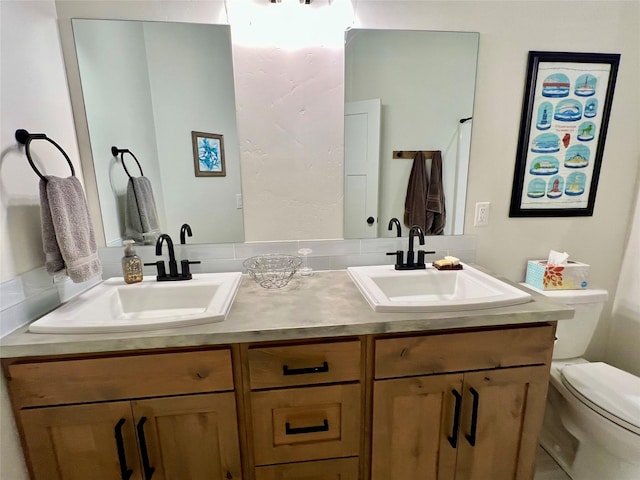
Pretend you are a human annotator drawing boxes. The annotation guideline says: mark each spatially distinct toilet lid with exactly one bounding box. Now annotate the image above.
[561,362,640,434]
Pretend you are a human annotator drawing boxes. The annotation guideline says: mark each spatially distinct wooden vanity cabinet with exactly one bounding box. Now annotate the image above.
[5,348,242,480]
[4,323,555,480]
[371,325,555,480]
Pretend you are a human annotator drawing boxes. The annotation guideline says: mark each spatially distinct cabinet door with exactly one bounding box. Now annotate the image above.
[132,392,242,480]
[20,401,141,480]
[455,365,550,480]
[371,374,463,480]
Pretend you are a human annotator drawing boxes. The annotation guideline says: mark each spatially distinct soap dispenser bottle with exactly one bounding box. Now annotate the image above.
[122,240,143,284]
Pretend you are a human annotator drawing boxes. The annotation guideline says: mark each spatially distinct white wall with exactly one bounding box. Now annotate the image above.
[1,0,639,476]
[0,1,84,284]
[345,30,478,236]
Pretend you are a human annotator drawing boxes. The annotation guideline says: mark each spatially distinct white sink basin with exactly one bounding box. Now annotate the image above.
[347,264,531,313]
[29,272,243,334]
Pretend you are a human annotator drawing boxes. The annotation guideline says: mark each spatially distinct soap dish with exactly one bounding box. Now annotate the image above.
[433,256,463,270]
[432,262,463,271]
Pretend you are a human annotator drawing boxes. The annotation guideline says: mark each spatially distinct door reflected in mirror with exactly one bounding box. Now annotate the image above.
[72,19,244,246]
[344,29,479,238]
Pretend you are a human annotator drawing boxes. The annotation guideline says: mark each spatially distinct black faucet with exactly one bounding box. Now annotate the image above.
[407,225,426,268]
[180,223,192,244]
[387,224,435,270]
[144,233,200,281]
[388,218,402,237]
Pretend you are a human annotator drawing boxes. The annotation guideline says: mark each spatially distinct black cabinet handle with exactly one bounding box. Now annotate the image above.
[282,361,329,376]
[465,387,480,447]
[447,389,463,448]
[137,417,156,480]
[114,418,133,480]
[367,216,375,225]
[285,419,329,435]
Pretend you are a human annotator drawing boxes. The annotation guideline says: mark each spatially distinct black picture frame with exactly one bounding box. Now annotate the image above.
[509,51,620,217]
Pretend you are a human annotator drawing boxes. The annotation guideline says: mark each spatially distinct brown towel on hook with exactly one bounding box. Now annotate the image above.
[425,150,446,235]
[404,151,428,229]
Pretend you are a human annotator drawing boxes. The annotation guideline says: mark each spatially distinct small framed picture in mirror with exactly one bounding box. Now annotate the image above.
[192,131,226,177]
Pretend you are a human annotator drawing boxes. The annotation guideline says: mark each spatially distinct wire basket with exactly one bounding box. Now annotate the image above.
[243,254,302,289]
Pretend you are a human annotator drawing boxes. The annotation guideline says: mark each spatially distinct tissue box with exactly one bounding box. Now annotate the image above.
[525,260,590,290]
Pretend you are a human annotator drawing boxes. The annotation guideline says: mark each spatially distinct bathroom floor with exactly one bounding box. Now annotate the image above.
[535,445,571,480]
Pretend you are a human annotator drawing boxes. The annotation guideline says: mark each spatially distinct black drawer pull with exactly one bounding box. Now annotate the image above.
[285,419,329,435]
[465,387,480,447]
[137,417,156,480]
[114,418,133,480]
[447,389,463,448]
[282,361,329,376]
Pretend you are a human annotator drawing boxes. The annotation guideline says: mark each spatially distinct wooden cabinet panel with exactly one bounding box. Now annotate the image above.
[20,401,142,480]
[6,324,555,480]
[251,384,361,466]
[8,349,233,407]
[455,366,550,480]
[132,392,242,480]
[255,458,360,480]
[375,325,554,379]
[248,340,361,389]
[371,374,463,480]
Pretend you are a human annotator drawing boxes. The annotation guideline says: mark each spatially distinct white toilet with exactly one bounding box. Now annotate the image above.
[528,287,640,480]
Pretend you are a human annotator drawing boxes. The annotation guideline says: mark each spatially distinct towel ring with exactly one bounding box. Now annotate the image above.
[111,146,144,178]
[15,129,76,182]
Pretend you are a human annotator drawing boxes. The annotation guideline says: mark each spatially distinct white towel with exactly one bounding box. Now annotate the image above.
[40,176,102,283]
[124,176,160,243]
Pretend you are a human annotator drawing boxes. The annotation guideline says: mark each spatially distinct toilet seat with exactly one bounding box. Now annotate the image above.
[561,362,640,435]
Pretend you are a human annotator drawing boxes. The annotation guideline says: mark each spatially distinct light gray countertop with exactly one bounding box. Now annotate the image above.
[0,269,574,359]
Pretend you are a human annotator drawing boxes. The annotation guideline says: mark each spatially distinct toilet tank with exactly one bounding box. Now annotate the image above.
[521,286,609,359]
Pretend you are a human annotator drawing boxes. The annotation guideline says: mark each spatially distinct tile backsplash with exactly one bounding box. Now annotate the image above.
[0,236,476,337]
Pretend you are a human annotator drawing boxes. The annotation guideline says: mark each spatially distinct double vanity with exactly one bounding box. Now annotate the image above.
[1,266,573,480]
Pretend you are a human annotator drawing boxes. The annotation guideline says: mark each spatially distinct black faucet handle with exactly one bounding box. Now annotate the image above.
[180,260,201,279]
[416,250,436,268]
[386,250,404,269]
[144,261,167,279]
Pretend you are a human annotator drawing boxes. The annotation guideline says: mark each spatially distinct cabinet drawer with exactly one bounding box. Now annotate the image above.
[8,348,233,407]
[375,325,555,379]
[248,340,361,389]
[255,457,360,480]
[251,384,361,465]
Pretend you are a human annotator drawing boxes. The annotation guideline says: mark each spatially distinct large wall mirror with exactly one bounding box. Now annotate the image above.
[72,19,244,246]
[344,29,479,238]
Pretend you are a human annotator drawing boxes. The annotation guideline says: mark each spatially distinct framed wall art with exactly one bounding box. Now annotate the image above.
[192,131,226,177]
[509,51,620,217]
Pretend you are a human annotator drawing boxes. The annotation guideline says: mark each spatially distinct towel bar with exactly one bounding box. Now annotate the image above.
[15,129,75,182]
[111,146,144,178]
[393,150,440,159]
